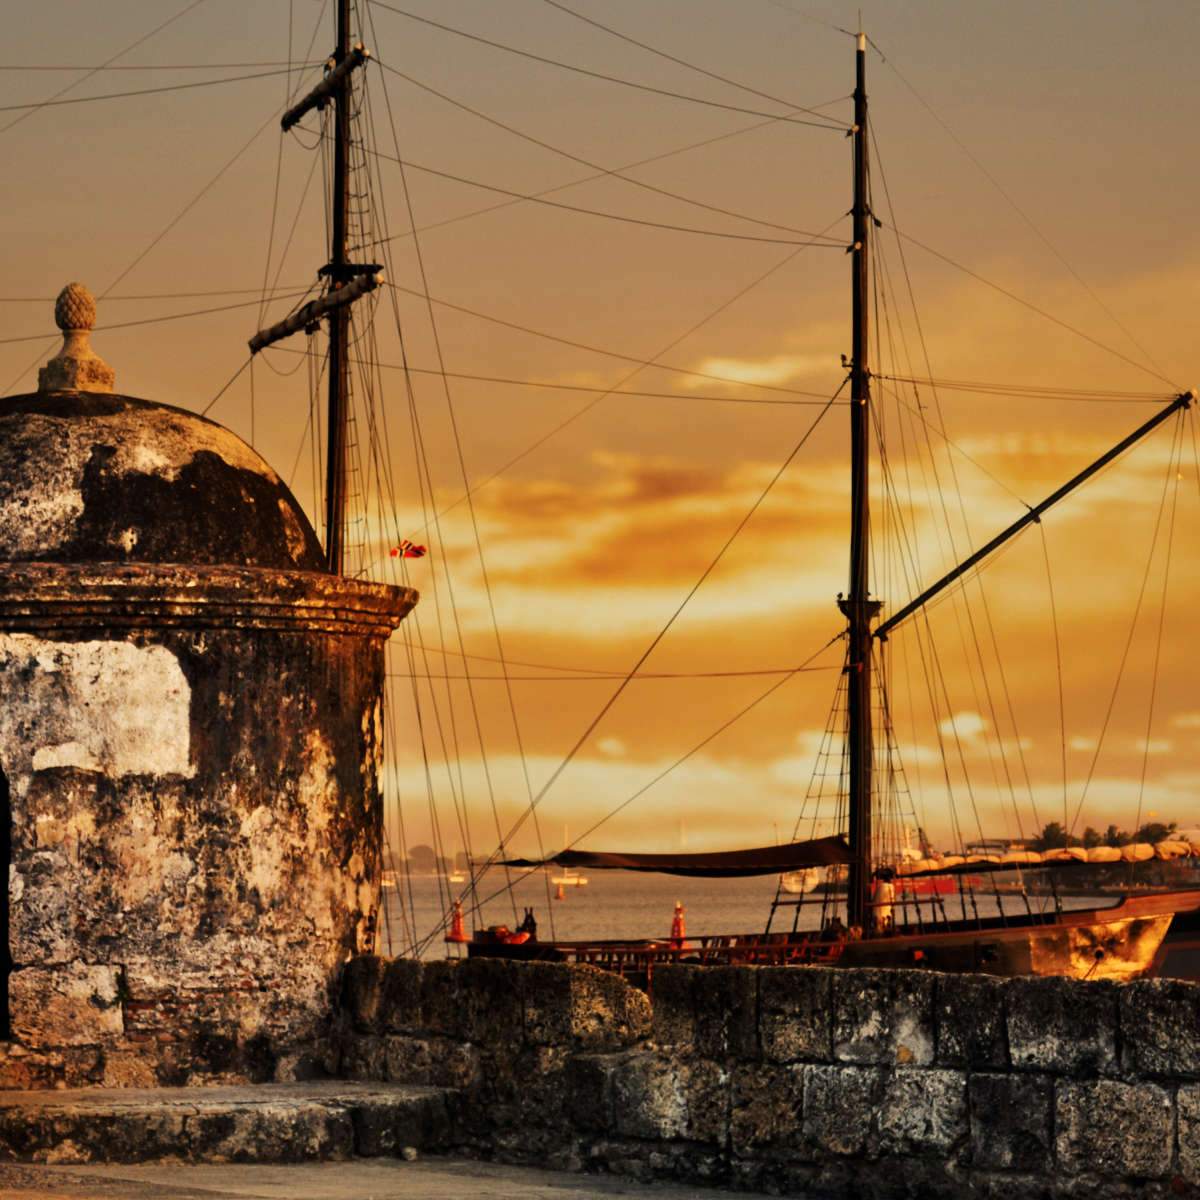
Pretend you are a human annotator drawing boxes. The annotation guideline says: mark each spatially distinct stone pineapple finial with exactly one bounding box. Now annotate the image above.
[38,282,115,394]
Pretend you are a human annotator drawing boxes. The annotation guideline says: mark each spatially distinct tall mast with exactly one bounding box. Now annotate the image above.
[324,0,352,575]
[250,0,380,574]
[840,30,879,931]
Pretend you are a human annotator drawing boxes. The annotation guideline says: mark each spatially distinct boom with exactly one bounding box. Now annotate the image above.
[875,389,1195,641]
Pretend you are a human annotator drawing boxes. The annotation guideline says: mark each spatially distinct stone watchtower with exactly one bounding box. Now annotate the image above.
[0,286,416,1088]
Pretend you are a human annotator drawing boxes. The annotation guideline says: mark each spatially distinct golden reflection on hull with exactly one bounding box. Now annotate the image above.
[838,913,1172,980]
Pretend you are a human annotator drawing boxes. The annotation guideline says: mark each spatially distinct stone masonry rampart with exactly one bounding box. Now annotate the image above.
[334,956,1200,1199]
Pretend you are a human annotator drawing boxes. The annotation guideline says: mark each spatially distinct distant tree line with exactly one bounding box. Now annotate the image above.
[393,843,471,874]
[1031,820,1179,851]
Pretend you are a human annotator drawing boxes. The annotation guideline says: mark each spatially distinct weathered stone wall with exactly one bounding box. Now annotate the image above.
[0,566,415,1091]
[335,956,1200,1198]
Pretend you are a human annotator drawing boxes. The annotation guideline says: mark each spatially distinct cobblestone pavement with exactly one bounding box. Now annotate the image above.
[0,1159,753,1199]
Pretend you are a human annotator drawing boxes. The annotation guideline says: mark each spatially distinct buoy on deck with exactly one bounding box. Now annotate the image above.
[446,898,468,943]
[670,900,686,948]
[555,882,566,901]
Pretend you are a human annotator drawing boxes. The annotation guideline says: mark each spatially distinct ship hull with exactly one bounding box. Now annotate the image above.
[466,889,1200,982]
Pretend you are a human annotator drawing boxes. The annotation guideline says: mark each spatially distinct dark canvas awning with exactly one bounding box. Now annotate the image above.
[498,835,853,878]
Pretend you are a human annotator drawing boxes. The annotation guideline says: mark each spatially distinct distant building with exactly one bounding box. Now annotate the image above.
[0,286,416,1088]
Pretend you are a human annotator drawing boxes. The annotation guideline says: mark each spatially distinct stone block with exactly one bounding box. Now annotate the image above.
[381,958,424,1034]
[350,1091,453,1157]
[693,967,758,1060]
[650,965,697,1048]
[339,1035,385,1081]
[99,1047,161,1089]
[564,1053,619,1132]
[1179,1085,1200,1185]
[968,1073,1053,1172]
[1055,1079,1172,1179]
[876,1066,966,1155]
[9,964,124,1047]
[419,960,466,1039]
[683,1058,729,1145]
[801,1063,883,1156]
[730,1060,803,1154]
[759,967,832,1063]
[1008,977,1117,1076]
[454,958,525,1046]
[832,968,934,1066]
[611,1051,688,1141]
[384,1035,481,1089]
[521,963,650,1050]
[1119,978,1200,1079]
[340,955,389,1034]
[0,1044,65,1090]
[184,1103,355,1163]
[935,973,1009,1069]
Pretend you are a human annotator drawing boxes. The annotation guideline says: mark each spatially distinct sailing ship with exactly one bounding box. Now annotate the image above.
[244,7,1200,980]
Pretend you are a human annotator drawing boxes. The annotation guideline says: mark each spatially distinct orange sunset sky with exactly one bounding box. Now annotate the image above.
[2,1,1198,864]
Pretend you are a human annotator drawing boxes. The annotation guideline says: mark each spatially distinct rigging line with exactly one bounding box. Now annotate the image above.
[364,36,529,920]
[0,291,310,346]
[470,379,847,874]
[387,665,842,682]
[1130,416,1184,842]
[266,142,326,304]
[350,91,852,252]
[764,0,856,38]
[397,643,815,677]
[883,221,1181,391]
[358,70,486,907]
[376,59,836,241]
[867,35,1170,383]
[263,348,841,404]
[331,138,845,247]
[106,90,313,301]
[390,214,846,545]
[372,38,558,925]
[539,0,845,120]
[423,629,845,954]
[286,0,331,111]
[0,60,325,71]
[875,380,1027,509]
[873,129,1032,836]
[1037,525,1068,832]
[381,279,837,396]
[1065,411,1183,837]
[877,373,1170,401]
[0,0,210,135]
[0,286,309,302]
[0,67,310,114]
[367,1,847,131]
[199,356,252,418]
[256,65,291,329]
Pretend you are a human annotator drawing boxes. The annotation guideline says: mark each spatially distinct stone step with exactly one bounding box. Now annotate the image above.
[0,1081,458,1165]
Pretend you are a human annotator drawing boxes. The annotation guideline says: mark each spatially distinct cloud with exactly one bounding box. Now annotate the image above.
[1136,738,1173,755]
[939,711,987,739]
[682,353,831,390]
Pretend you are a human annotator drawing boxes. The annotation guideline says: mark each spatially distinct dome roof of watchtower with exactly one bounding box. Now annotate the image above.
[0,284,325,571]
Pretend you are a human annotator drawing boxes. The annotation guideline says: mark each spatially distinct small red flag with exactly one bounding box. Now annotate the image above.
[390,539,427,559]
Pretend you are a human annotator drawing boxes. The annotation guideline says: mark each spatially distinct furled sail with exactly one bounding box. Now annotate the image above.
[499,835,853,878]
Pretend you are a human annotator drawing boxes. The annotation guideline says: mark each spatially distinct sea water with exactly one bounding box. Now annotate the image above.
[380,871,1109,960]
